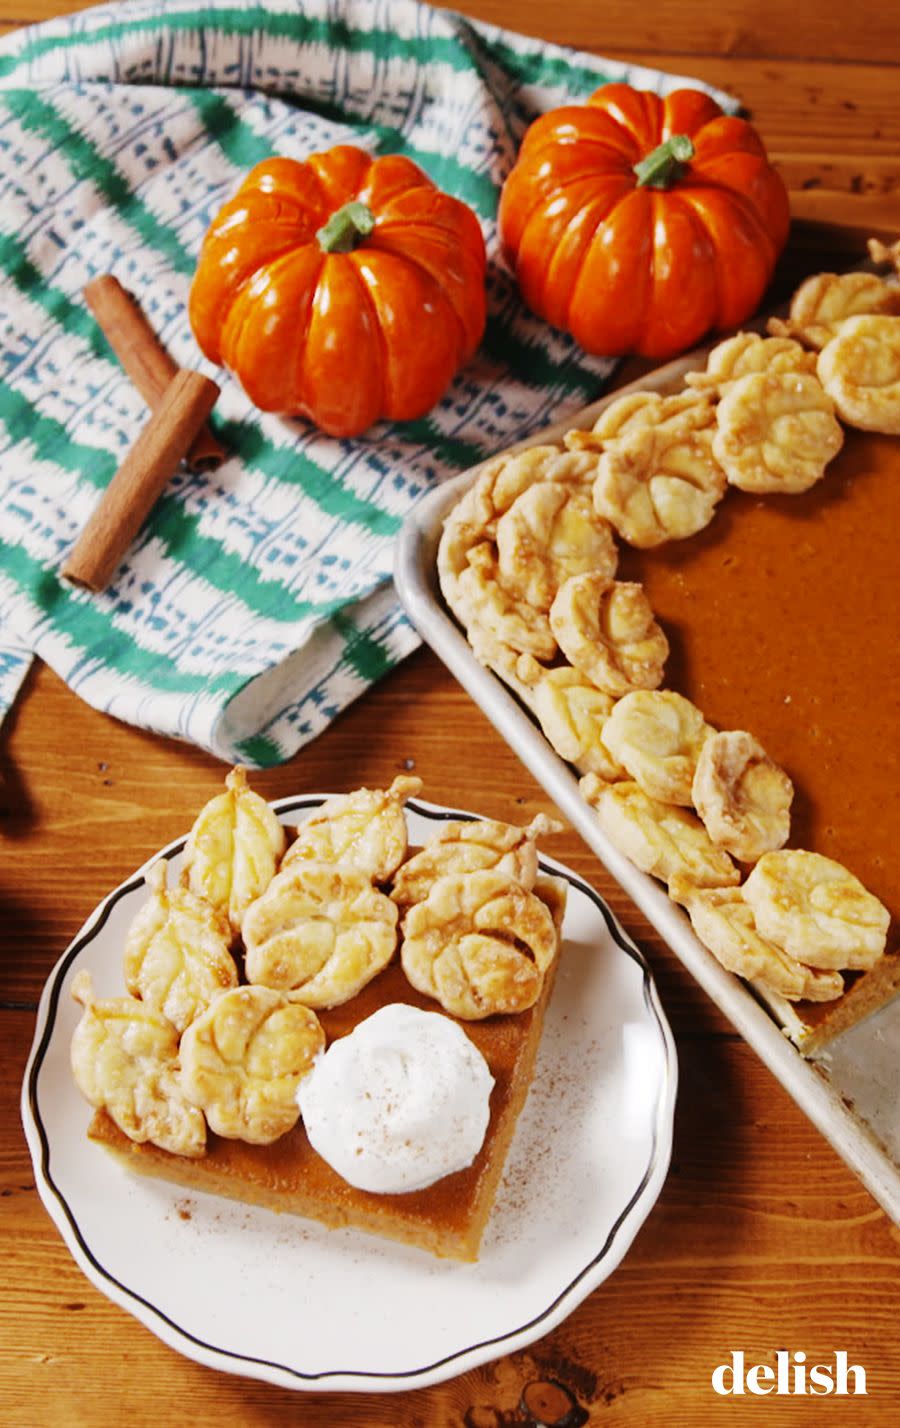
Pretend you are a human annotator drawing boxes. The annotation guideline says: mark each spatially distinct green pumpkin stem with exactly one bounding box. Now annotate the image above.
[633,134,695,190]
[316,201,376,254]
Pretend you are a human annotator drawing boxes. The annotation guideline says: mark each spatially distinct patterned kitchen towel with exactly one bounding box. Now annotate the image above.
[0,0,736,766]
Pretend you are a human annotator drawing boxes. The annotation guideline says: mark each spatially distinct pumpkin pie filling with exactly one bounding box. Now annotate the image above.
[619,426,899,934]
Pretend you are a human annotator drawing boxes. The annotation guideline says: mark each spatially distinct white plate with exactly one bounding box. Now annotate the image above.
[22,794,677,1393]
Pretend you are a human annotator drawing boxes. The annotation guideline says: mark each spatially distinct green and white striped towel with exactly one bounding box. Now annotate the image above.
[0,0,736,765]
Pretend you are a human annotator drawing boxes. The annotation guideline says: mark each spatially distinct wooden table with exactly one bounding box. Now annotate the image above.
[2,2,899,1423]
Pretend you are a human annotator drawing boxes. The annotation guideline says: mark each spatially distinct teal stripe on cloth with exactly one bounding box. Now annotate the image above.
[0,545,242,695]
[0,379,386,617]
[0,0,738,766]
[0,6,483,84]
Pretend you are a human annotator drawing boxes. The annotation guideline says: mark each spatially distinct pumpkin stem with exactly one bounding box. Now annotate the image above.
[316,201,376,254]
[633,134,695,190]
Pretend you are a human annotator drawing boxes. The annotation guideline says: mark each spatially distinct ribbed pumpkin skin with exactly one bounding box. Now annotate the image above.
[498,85,790,360]
[189,146,487,437]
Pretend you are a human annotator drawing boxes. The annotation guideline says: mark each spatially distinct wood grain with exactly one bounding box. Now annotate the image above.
[1,0,899,1424]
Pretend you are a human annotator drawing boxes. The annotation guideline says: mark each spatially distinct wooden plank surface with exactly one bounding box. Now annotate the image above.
[2,1,900,1423]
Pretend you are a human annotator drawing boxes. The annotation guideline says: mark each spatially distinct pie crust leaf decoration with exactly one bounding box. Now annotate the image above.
[582,776,739,894]
[474,445,600,522]
[401,870,559,1019]
[550,573,669,697]
[816,314,900,434]
[712,371,844,494]
[123,860,238,1033]
[391,814,561,910]
[242,862,399,1007]
[685,331,817,393]
[282,774,422,883]
[458,541,558,660]
[179,985,325,1145]
[592,420,727,548]
[767,270,900,350]
[70,970,206,1157]
[495,481,617,609]
[600,690,713,806]
[568,389,714,445]
[692,730,793,863]
[681,886,844,1002]
[529,664,624,779]
[182,767,286,936]
[532,872,569,937]
[868,236,900,274]
[742,851,890,972]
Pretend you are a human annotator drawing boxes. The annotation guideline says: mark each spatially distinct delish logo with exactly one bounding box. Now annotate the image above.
[712,1351,867,1396]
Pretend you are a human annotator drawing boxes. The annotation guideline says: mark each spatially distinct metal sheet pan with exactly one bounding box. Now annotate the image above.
[394,344,900,1225]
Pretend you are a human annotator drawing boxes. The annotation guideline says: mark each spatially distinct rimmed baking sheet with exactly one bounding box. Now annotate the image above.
[394,339,900,1225]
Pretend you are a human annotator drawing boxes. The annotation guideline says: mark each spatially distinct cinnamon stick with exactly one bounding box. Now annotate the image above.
[84,275,225,473]
[62,369,220,593]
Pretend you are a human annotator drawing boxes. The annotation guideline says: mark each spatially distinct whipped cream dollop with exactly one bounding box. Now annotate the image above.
[296,1003,494,1194]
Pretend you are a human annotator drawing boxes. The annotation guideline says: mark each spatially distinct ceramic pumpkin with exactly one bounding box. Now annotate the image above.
[189,146,487,437]
[498,84,790,360]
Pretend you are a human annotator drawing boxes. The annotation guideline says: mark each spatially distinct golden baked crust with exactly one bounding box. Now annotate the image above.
[755,952,900,1054]
[242,862,398,1007]
[400,870,558,1019]
[767,270,900,349]
[280,775,421,882]
[182,767,286,936]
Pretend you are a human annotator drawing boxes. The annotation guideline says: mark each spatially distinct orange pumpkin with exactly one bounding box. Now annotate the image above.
[498,84,790,360]
[189,145,487,437]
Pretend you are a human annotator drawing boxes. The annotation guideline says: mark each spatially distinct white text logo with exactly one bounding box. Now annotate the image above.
[711,1351,867,1396]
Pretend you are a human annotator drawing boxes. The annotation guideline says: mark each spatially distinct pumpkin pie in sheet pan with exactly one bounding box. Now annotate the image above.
[438,262,900,1054]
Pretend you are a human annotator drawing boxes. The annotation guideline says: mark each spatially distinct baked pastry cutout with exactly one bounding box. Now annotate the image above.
[70,970,206,1156]
[692,730,793,863]
[581,775,739,896]
[282,775,422,883]
[592,419,726,548]
[600,690,712,806]
[401,869,559,1019]
[179,985,325,1145]
[680,887,844,1002]
[458,541,557,659]
[767,269,900,350]
[566,388,713,445]
[496,480,617,609]
[474,445,599,524]
[712,372,844,494]
[243,862,399,1007]
[123,860,238,1033]
[685,332,817,393]
[182,766,285,936]
[522,661,624,780]
[816,314,900,434]
[391,813,560,910]
[550,574,669,697]
[743,851,890,971]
